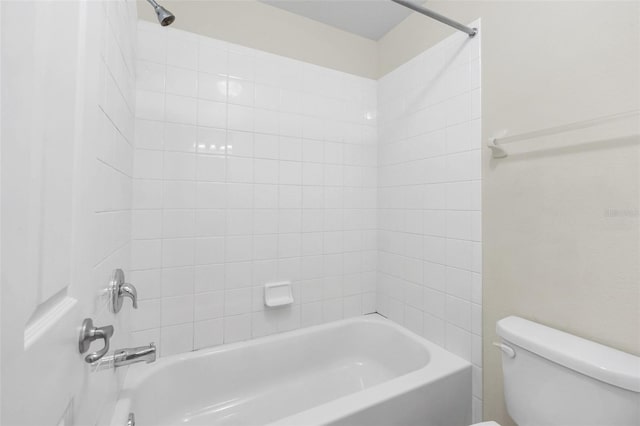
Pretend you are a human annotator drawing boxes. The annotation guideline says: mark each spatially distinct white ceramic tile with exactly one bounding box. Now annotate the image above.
[164,123,197,153]
[136,90,164,121]
[446,238,473,271]
[161,294,194,326]
[471,272,482,304]
[472,365,483,398]
[197,155,226,182]
[197,127,227,155]
[446,211,472,240]
[445,295,472,331]
[224,314,251,343]
[194,264,225,293]
[472,397,483,424]
[254,133,279,159]
[197,100,227,129]
[254,109,279,135]
[164,181,196,209]
[137,60,165,92]
[253,209,279,234]
[226,209,253,235]
[130,269,162,300]
[227,104,253,132]
[472,333,482,366]
[166,66,197,97]
[226,183,253,208]
[423,313,445,346]
[227,157,254,183]
[251,310,279,337]
[132,210,162,239]
[163,152,195,180]
[161,266,195,297]
[300,302,323,327]
[162,238,195,268]
[278,209,302,234]
[445,182,473,210]
[131,299,161,331]
[255,84,280,110]
[227,130,253,157]
[423,287,445,318]
[198,72,227,102]
[253,234,278,260]
[445,323,472,361]
[194,318,224,349]
[196,182,227,209]
[137,28,166,64]
[278,234,301,259]
[131,328,161,350]
[160,323,194,356]
[199,40,228,75]
[194,237,225,265]
[227,78,254,106]
[253,159,278,184]
[446,266,472,300]
[279,186,302,209]
[165,94,197,125]
[403,305,423,334]
[228,51,254,80]
[225,261,253,289]
[131,239,162,270]
[194,291,224,321]
[225,236,253,262]
[136,118,164,150]
[166,33,198,70]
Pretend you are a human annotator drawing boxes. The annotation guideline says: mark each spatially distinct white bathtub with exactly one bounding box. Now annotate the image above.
[111,315,471,426]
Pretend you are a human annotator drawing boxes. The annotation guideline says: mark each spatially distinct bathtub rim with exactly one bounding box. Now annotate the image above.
[111,314,471,426]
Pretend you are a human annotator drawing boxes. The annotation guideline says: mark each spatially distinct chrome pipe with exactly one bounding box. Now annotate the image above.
[111,343,157,368]
[391,0,477,37]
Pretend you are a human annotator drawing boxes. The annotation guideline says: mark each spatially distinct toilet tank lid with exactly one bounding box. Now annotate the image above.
[496,316,640,392]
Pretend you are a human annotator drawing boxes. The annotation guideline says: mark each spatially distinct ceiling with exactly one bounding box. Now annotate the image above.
[260,0,414,40]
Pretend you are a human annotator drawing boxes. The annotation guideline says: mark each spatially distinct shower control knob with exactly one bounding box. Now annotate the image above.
[109,268,139,313]
[78,318,114,364]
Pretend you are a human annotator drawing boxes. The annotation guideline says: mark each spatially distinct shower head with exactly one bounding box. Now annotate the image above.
[146,0,175,26]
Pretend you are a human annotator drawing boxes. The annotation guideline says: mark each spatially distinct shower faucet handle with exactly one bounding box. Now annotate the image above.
[109,268,139,313]
[78,318,114,364]
[120,282,138,309]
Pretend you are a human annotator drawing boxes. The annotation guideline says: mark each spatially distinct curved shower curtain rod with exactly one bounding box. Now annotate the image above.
[391,0,477,37]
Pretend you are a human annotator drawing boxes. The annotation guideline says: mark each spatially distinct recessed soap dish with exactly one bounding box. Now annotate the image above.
[264,281,293,307]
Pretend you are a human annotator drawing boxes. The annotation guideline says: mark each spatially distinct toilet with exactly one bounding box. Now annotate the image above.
[471,316,640,426]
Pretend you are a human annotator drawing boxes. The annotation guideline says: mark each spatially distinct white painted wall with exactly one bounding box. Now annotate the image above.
[130,22,378,356]
[379,2,639,424]
[1,0,137,424]
[137,0,378,79]
[376,26,483,422]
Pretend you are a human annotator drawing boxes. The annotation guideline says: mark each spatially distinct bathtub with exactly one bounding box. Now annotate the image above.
[111,314,471,426]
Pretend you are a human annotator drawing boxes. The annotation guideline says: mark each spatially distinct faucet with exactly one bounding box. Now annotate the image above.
[111,343,156,367]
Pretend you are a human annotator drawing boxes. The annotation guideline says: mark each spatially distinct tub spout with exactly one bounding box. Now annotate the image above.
[113,343,156,367]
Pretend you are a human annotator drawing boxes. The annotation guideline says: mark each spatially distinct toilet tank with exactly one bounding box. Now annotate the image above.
[496,316,640,426]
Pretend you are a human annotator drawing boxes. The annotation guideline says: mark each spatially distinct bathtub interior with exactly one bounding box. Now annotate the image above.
[124,318,432,425]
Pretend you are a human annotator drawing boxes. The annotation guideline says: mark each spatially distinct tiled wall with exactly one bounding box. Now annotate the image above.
[130,21,378,356]
[376,26,483,422]
[129,19,481,418]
